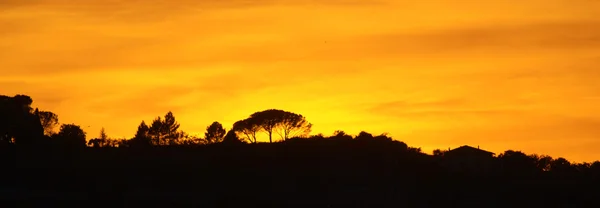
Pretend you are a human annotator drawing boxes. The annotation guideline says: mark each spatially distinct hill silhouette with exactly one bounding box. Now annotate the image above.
[2,94,600,207]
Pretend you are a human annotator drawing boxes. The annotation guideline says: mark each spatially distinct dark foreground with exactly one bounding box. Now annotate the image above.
[4,140,600,207]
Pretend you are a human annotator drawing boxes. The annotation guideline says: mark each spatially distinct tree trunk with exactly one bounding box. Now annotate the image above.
[268,131,272,143]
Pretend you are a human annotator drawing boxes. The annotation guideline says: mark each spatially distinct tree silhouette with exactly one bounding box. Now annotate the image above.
[162,111,181,144]
[37,110,59,136]
[250,109,284,143]
[130,121,151,147]
[531,154,553,172]
[498,150,538,177]
[222,129,242,144]
[245,109,313,143]
[233,118,260,143]
[100,127,108,140]
[205,121,226,144]
[53,124,86,149]
[276,112,312,140]
[88,128,109,147]
[149,117,164,145]
[149,112,182,145]
[0,95,44,145]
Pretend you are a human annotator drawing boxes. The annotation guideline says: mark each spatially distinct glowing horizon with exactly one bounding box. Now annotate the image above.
[2,0,600,162]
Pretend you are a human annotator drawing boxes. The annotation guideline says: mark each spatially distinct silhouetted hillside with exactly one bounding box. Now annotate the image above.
[2,94,600,207]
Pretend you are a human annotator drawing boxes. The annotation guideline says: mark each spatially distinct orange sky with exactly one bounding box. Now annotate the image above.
[1,0,600,161]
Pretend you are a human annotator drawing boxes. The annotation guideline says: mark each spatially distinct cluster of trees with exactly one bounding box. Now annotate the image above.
[233,109,312,143]
[88,109,313,147]
[0,95,313,149]
[494,150,600,177]
[1,95,66,146]
[118,109,311,147]
[3,94,600,171]
[1,94,101,149]
[433,148,600,178]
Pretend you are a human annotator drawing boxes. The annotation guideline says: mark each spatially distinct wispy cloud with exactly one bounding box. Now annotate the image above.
[334,21,600,57]
[2,0,600,160]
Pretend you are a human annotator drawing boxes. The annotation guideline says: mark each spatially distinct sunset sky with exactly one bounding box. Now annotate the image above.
[1,0,600,161]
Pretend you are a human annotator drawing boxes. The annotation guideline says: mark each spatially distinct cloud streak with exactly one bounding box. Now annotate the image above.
[2,0,600,161]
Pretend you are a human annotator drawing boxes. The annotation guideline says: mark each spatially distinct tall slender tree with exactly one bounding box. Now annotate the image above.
[162,111,181,145]
[88,127,109,147]
[149,117,164,145]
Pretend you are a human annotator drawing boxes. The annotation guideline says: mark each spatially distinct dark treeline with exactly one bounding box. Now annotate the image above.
[2,94,600,207]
